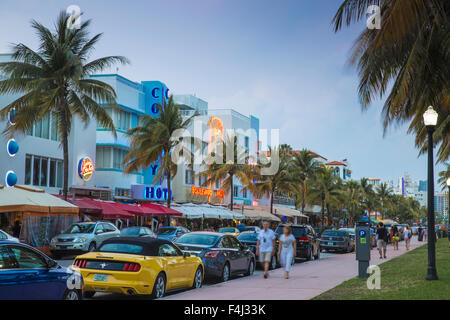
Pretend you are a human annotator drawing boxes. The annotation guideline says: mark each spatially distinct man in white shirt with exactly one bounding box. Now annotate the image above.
[256,221,276,279]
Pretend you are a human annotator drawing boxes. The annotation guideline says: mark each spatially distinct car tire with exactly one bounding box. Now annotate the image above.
[83,291,96,299]
[151,273,166,299]
[220,263,230,282]
[63,289,81,300]
[269,255,277,270]
[246,259,255,276]
[192,267,203,289]
[88,242,96,252]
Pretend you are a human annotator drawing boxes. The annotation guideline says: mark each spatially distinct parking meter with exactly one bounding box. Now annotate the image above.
[355,222,371,278]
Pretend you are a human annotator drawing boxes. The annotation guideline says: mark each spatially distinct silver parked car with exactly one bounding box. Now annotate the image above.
[50,221,120,259]
[0,229,19,242]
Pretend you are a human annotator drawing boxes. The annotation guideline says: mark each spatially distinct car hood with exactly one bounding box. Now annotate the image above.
[55,233,91,239]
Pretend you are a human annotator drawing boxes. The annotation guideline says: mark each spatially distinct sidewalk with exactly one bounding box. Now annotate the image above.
[165,237,425,300]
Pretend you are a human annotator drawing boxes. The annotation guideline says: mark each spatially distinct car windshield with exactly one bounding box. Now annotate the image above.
[219,228,236,233]
[237,233,257,241]
[275,226,306,237]
[99,243,144,254]
[340,229,355,234]
[120,228,142,236]
[175,233,220,246]
[157,228,176,235]
[63,223,95,234]
[323,231,346,237]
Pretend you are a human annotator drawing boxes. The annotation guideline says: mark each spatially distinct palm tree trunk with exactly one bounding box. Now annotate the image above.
[301,183,306,214]
[229,173,234,211]
[327,204,331,226]
[321,193,325,232]
[166,167,171,208]
[270,191,274,214]
[61,113,69,201]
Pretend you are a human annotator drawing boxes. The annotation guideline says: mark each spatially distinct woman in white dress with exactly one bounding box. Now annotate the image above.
[277,226,296,279]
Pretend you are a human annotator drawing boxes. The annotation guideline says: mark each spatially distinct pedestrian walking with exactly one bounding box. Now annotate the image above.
[277,225,296,279]
[12,220,21,238]
[404,226,412,250]
[256,221,276,279]
[391,225,400,250]
[418,226,423,241]
[376,222,388,259]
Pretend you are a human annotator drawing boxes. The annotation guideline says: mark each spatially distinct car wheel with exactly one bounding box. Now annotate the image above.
[151,273,166,299]
[246,259,255,276]
[221,263,230,282]
[88,242,96,252]
[192,267,203,289]
[63,289,81,300]
[83,291,96,299]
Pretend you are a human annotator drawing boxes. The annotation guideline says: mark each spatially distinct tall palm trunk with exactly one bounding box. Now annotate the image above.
[166,167,171,208]
[327,203,331,226]
[270,190,274,214]
[61,107,69,201]
[229,173,234,211]
[321,192,325,232]
[301,182,306,214]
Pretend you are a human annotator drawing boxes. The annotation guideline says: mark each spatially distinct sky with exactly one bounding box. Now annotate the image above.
[0,0,445,186]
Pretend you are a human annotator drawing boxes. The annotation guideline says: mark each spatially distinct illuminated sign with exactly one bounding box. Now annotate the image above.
[131,184,171,201]
[191,186,225,198]
[78,157,94,181]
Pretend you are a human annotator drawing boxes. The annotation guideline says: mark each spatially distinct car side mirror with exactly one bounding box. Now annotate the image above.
[183,252,190,258]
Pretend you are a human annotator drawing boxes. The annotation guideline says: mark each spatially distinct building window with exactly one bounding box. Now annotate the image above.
[26,113,59,141]
[185,170,194,185]
[215,179,221,190]
[96,146,127,170]
[233,186,239,197]
[115,188,131,198]
[242,189,247,198]
[25,154,63,188]
[118,110,131,131]
[245,136,249,149]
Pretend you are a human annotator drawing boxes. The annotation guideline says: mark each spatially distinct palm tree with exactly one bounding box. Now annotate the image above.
[308,167,341,229]
[290,149,320,215]
[199,134,254,211]
[376,182,393,219]
[333,1,449,162]
[359,178,375,218]
[123,96,196,207]
[437,163,450,190]
[0,11,128,200]
[344,180,363,225]
[251,146,295,214]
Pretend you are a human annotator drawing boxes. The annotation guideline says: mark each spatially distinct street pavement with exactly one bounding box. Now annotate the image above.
[56,237,424,300]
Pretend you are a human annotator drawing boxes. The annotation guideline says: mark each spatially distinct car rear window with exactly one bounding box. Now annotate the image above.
[219,228,236,233]
[121,228,141,236]
[275,226,306,237]
[99,243,144,254]
[237,233,257,241]
[175,233,219,246]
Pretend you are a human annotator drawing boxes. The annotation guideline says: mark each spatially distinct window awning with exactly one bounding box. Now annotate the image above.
[233,206,281,222]
[81,199,134,220]
[138,203,183,217]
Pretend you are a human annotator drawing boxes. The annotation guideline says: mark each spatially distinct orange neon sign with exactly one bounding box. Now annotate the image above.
[191,186,225,198]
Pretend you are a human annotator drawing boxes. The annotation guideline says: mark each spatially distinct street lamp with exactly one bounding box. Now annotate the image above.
[447,177,450,242]
[423,106,438,280]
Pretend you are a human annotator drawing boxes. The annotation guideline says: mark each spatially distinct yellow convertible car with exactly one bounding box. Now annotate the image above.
[218,227,240,237]
[72,237,204,299]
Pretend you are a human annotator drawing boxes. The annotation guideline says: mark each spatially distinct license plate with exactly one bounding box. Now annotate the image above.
[93,274,108,282]
[57,245,69,249]
[328,242,334,246]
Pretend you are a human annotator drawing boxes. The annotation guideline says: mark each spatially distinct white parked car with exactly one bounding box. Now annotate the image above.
[0,229,20,242]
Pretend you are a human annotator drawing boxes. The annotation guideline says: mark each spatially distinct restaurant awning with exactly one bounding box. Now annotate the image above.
[234,206,281,222]
[272,206,309,219]
[171,203,204,219]
[139,203,183,217]
[81,199,134,220]
[0,185,78,214]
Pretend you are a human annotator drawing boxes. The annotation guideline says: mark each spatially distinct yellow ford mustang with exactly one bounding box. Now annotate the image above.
[72,237,204,299]
[218,227,240,237]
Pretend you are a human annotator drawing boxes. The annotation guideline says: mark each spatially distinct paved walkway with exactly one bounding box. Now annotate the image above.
[164,237,425,300]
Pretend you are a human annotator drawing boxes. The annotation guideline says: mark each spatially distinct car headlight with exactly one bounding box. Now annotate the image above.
[73,237,87,243]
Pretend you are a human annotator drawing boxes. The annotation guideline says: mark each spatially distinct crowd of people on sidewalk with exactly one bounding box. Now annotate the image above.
[375,222,417,259]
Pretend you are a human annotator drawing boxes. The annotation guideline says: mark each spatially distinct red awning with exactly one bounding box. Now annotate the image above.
[82,199,134,220]
[52,195,102,215]
[139,203,183,217]
[114,203,160,216]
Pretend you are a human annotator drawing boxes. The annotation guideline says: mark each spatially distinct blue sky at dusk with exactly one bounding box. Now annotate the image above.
[0,0,445,185]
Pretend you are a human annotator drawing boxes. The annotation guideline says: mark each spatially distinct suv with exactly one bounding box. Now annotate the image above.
[50,221,120,259]
[275,224,320,261]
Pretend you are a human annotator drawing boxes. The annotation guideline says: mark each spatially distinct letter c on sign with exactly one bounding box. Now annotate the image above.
[152,88,160,98]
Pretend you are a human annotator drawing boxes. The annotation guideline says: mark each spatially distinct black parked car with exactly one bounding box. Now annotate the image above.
[319,230,354,253]
[120,226,156,238]
[274,224,320,261]
[175,232,256,282]
[237,231,279,270]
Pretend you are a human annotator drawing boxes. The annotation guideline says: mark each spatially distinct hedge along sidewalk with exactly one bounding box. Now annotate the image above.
[313,238,450,300]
